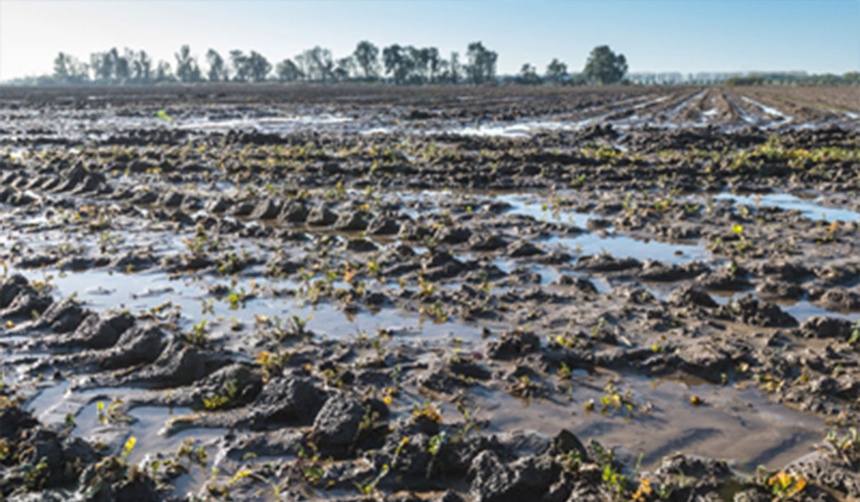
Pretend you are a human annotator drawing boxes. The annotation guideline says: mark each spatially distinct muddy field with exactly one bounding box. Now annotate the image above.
[0,84,859,501]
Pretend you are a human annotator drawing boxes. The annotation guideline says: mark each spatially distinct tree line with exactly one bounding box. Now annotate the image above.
[45,42,630,86]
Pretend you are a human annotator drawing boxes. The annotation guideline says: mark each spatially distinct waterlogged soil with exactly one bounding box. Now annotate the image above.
[0,85,859,502]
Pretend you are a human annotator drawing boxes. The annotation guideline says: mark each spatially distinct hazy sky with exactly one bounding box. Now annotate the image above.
[1,0,858,80]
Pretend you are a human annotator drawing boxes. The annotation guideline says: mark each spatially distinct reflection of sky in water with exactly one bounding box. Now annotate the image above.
[17,266,482,345]
[500,193,709,264]
[710,290,860,323]
[714,192,860,222]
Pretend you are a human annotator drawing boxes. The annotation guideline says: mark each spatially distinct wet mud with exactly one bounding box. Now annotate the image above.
[0,84,858,501]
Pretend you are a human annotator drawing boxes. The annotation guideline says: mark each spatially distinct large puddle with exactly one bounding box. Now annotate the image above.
[713,192,860,222]
[455,371,823,474]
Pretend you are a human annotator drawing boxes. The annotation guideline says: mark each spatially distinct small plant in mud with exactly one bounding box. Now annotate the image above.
[256,350,290,382]
[417,272,435,298]
[256,313,310,341]
[421,234,439,253]
[356,405,381,443]
[767,471,807,500]
[511,374,544,398]
[731,223,754,255]
[366,260,382,279]
[652,196,674,214]
[596,380,638,418]
[325,181,347,200]
[419,300,448,323]
[823,220,841,243]
[453,398,487,440]
[426,431,448,478]
[203,379,240,410]
[210,467,283,499]
[181,319,210,348]
[294,441,328,486]
[355,436,410,498]
[590,440,629,499]
[200,298,215,315]
[848,320,860,347]
[96,398,131,424]
[412,401,443,425]
[79,437,139,498]
[590,317,609,339]
[184,224,220,257]
[225,288,248,310]
[285,313,313,337]
[30,274,55,294]
[570,173,587,188]
[22,458,50,491]
[557,361,574,380]
[825,427,859,465]
[97,231,123,254]
[151,439,210,480]
[630,477,653,502]
[216,251,247,275]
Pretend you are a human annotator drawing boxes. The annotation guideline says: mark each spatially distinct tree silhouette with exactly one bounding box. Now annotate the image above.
[517,63,542,85]
[583,45,627,84]
[230,50,250,82]
[448,52,461,84]
[383,45,413,85]
[53,53,89,83]
[415,47,440,83]
[155,61,174,82]
[297,46,334,82]
[545,58,568,85]
[353,41,380,80]
[90,51,113,82]
[128,50,152,83]
[276,59,303,82]
[113,48,130,82]
[246,51,272,81]
[175,45,201,83]
[465,42,497,85]
[335,56,355,81]
[206,49,228,82]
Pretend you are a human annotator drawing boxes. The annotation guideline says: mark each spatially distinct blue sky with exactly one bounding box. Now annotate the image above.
[1,0,858,80]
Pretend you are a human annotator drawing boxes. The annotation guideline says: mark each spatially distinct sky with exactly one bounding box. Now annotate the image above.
[1,0,858,80]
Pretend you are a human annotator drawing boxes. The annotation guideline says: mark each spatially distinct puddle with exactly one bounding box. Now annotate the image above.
[553,234,705,265]
[13,263,484,347]
[740,96,793,123]
[476,372,823,473]
[29,382,226,469]
[711,291,860,323]
[497,193,709,264]
[667,90,708,119]
[714,192,860,222]
[178,114,353,134]
[445,95,655,138]
[499,193,597,228]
